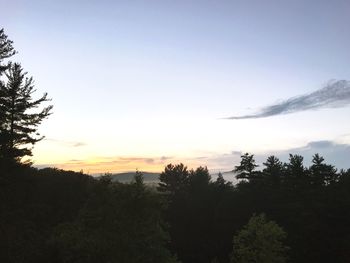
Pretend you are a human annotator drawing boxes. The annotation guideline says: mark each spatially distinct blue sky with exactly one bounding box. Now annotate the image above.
[2,0,350,173]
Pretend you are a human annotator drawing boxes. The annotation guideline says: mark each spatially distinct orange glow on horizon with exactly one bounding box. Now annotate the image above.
[34,153,238,175]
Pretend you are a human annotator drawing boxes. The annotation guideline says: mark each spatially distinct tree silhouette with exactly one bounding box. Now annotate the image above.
[0,28,16,162]
[189,166,211,188]
[0,28,15,74]
[234,153,258,180]
[285,154,308,188]
[0,63,52,163]
[158,163,189,193]
[287,154,305,177]
[133,170,144,188]
[0,29,52,164]
[215,172,231,188]
[310,153,337,185]
[263,155,283,184]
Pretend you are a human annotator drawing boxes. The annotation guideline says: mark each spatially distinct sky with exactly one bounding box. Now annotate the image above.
[2,0,350,174]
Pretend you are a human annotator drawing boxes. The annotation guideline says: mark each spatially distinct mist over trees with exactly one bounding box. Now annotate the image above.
[1,28,350,263]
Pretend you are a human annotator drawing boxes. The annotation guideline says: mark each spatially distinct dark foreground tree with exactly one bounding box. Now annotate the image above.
[0,28,16,161]
[0,63,52,163]
[231,214,288,263]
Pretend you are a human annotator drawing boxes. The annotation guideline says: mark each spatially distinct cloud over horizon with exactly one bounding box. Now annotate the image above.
[226,80,350,119]
[34,140,350,174]
[262,140,350,170]
[203,140,350,172]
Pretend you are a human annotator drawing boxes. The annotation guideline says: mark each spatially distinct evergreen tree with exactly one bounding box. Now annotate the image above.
[0,28,15,74]
[215,172,226,186]
[234,153,258,180]
[0,29,16,161]
[287,154,305,177]
[189,166,211,188]
[310,154,337,185]
[133,170,144,187]
[263,155,283,184]
[158,163,189,193]
[285,154,309,186]
[0,63,52,163]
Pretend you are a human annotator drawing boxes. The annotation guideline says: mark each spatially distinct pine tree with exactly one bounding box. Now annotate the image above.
[215,172,226,186]
[263,155,283,184]
[0,28,16,148]
[310,154,337,185]
[0,62,52,163]
[234,153,258,180]
[0,28,15,74]
[158,163,189,193]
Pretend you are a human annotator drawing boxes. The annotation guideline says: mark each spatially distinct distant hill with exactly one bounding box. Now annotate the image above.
[107,170,237,184]
[110,172,160,184]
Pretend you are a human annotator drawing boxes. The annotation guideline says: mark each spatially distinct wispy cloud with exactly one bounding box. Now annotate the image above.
[72,142,86,147]
[45,138,87,147]
[225,80,350,119]
[160,156,172,161]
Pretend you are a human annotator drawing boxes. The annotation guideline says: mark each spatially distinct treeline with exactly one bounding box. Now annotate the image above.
[158,154,350,263]
[1,153,350,263]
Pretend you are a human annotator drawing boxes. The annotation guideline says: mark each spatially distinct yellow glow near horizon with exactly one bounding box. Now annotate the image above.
[49,159,166,174]
[33,155,225,174]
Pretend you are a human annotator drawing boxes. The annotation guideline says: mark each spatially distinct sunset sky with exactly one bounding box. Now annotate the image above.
[2,0,350,174]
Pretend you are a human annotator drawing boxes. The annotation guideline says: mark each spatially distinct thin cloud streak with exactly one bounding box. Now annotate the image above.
[226,80,350,119]
[45,138,87,147]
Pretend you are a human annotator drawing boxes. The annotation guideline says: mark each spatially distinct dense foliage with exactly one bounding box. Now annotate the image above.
[231,213,287,263]
[1,155,350,263]
[159,155,350,263]
[0,167,178,263]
